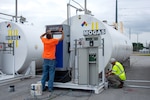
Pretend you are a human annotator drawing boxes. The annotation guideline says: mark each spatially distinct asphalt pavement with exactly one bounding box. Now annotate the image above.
[0,55,150,100]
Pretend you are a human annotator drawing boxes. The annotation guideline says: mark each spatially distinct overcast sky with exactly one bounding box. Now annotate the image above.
[0,0,150,45]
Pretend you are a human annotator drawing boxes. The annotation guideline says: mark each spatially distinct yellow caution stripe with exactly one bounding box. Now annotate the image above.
[15,29,18,48]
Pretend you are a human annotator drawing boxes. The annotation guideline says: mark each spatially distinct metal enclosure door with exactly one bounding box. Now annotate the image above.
[78,47,99,85]
[46,24,70,71]
[78,48,89,85]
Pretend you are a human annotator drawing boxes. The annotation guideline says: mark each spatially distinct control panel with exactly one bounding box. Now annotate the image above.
[78,34,101,85]
[83,35,101,47]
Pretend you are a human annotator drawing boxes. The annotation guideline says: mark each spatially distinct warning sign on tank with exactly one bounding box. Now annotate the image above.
[83,29,106,36]
[6,36,20,40]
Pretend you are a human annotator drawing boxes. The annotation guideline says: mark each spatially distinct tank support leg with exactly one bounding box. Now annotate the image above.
[0,70,5,76]
[25,61,35,77]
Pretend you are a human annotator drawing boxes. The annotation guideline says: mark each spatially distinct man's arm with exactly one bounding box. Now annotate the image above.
[58,27,64,41]
[40,30,51,39]
[40,33,47,39]
[59,31,64,41]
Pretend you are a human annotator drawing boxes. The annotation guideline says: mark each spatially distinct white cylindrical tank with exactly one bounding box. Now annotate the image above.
[63,15,132,69]
[0,15,132,75]
[0,21,43,74]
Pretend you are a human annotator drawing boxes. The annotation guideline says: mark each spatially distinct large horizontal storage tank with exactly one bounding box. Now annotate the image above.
[63,15,133,69]
[0,15,132,75]
[0,21,43,74]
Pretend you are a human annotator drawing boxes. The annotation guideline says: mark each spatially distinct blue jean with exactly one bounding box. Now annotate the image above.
[41,59,56,91]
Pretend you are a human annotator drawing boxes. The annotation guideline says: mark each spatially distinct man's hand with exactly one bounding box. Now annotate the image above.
[58,27,63,32]
[105,70,113,77]
[46,30,51,34]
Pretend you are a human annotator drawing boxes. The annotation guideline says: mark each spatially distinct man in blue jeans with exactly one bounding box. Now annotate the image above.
[40,28,64,92]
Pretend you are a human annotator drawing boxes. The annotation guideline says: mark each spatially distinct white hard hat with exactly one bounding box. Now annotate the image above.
[110,58,116,63]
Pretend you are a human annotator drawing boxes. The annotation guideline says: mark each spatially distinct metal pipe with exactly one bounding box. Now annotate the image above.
[115,0,118,30]
[115,0,118,24]
[68,3,80,10]
[85,0,87,14]
[15,0,18,22]
[13,41,15,76]
[67,3,83,25]
[74,39,78,84]
[67,3,70,25]
[0,13,14,17]
[72,0,84,10]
